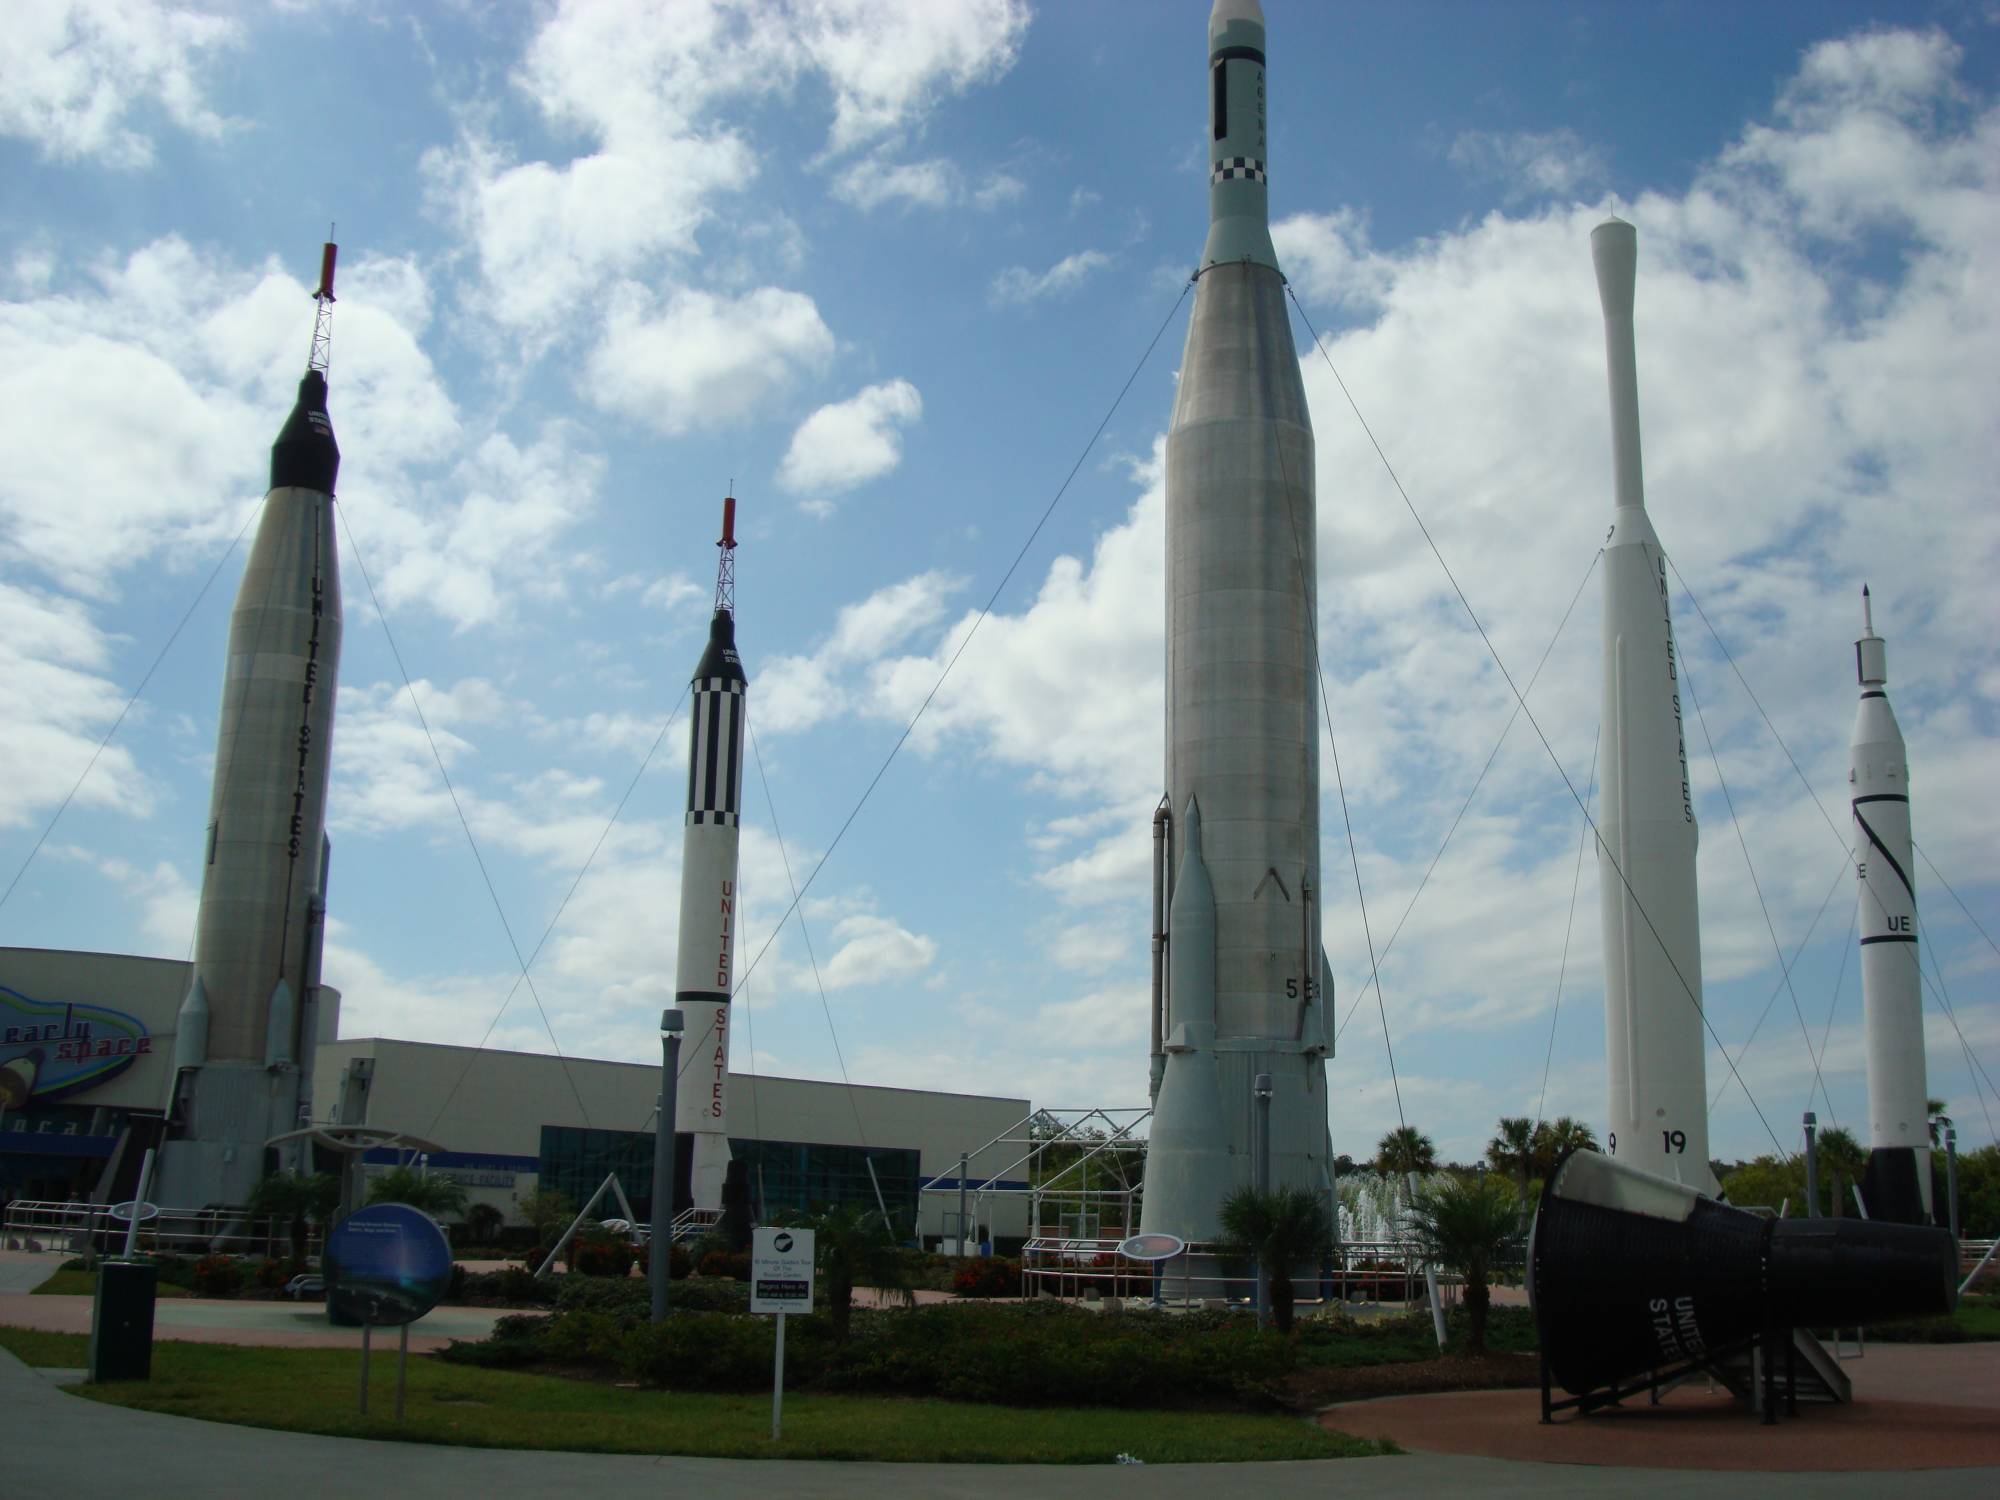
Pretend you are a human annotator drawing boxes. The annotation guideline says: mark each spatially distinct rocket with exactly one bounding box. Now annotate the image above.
[155,244,343,1207]
[671,497,747,1213]
[1590,219,1715,1192]
[1140,0,1331,1246]
[1851,588,1932,1224]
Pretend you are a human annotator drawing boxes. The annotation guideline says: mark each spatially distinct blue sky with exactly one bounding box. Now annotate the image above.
[1,0,1995,1168]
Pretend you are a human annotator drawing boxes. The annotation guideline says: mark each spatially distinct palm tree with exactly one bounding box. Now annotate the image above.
[1815,1126,1866,1217]
[1487,1117,1537,1198]
[1402,1172,1520,1354]
[1929,1099,1952,1149]
[1531,1116,1600,1179]
[1376,1125,1438,1177]
[245,1170,341,1258]
[367,1165,469,1221]
[774,1203,912,1341]
[1216,1185,1334,1334]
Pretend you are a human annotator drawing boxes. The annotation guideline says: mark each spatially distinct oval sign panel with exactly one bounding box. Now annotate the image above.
[1117,1232,1188,1262]
[324,1203,453,1327]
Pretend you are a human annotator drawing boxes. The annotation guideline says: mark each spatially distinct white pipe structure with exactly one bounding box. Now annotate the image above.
[1850,587,1933,1224]
[1141,0,1332,1250]
[1590,219,1716,1192]
[671,498,747,1213]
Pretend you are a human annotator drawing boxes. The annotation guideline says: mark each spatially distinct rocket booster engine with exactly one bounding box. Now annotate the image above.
[1591,219,1715,1192]
[156,246,344,1207]
[1851,588,1932,1224]
[672,498,747,1214]
[1140,0,1331,1247]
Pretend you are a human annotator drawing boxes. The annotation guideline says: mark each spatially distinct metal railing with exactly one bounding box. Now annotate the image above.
[2,1200,313,1257]
[1018,1234,1487,1309]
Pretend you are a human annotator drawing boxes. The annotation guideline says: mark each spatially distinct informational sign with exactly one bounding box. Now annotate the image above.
[750,1226,815,1314]
[0,985,152,1104]
[1117,1232,1188,1262]
[324,1203,453,1327]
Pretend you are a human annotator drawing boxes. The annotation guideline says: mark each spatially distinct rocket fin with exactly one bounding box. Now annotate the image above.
[264,979,297,1069]
[171,975,210,1076]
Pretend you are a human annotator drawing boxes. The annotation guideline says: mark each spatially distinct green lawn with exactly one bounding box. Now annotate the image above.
[31,1270,195,1299]
[0,1329,1386,1464]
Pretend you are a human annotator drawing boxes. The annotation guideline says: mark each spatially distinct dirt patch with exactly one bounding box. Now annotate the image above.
[1278,1350,1539,1409]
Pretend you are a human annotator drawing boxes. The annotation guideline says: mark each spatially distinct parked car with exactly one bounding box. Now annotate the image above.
[282,1274,325,1300]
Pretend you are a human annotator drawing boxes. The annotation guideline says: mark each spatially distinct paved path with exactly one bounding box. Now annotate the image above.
[0,1249,62,1294]
[2,1347,1993,1498]
[0,1288,514,1350]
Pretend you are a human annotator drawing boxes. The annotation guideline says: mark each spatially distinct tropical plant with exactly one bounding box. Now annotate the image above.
[1486,1117,1537,1199]
[1720,1155,1806,1212]
[244,1170,341,1256]
[1215,1185,1334,1335]
[518,1186,575,1241]
[772,1202,913,1340]
[1815,1125,1867,1217]
[463,1202,505,1245]
[1401,1172,1520,1354]
[1533,1116,1599,1174]
[1929,1099,1952,1149]
[366,1165,469,1220]
[1375,1125,1437,1177]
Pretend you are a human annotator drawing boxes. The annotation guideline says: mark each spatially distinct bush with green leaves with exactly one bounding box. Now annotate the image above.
[951,1256,1021,1298]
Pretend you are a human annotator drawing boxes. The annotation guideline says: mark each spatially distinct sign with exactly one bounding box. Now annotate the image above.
[324,1204,453,1327]
[108,1202,160,1224]
[0,985,153,1105]
[1117,1232,1188,1262]
[750,1226,815,1314]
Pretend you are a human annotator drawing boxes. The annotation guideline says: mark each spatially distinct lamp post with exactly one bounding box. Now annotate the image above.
[1253,1072,1272,1327]
[651,1009,685,1323]
[1945,1127,1959,1242]
[1803,1111,1819,1217]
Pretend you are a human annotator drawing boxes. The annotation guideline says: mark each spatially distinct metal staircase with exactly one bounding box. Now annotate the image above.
[1711,1329,1853,1410]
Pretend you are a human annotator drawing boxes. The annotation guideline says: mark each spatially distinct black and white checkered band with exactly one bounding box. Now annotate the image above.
[685,809,740,828]
[1211,157,1267,184]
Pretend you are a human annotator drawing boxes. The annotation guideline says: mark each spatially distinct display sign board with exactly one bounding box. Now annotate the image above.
[750,1226,815,1314]
[1,985,153,1104]
[324,1203,453,1327]
[1117,1232,1188,1262]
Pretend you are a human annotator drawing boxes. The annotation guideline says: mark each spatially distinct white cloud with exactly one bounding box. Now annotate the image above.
[586,284,834,434]
[990,250,1112,305]
[0,0,240,167]
[777,379,923,501]
[1448,128,1609,200]
[797,0,1030,157]
[830,156,960,211]
[820,913,939,989]
[972,172,1026,211]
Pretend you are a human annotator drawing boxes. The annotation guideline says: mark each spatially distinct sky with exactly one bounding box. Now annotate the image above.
[1,0,1996,1171]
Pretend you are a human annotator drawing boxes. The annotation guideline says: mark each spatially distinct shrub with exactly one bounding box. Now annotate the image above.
[572,1238,637,1277]
[697,1250,751,1282]
[254,1257,295,1290]
[458,1267,558,1306]
[951,1256,1021,1298]
[191,1253,244,1297]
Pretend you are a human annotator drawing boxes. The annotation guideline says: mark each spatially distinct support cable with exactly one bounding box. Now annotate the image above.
[0,509,258,921]
[729,281,1194,1001]
[1536,729,1599,1130]
[1290,288,1788,1160]
[1678,651,1837,1124]
[1917,911,2000,1143]
[336,505,594,1129]
[1913,841,2000,968]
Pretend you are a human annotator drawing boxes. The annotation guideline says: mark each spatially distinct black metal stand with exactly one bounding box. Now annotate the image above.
[1540,1333,1762,1425]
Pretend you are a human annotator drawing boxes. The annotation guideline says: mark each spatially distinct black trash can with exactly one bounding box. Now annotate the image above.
[89,1260,157,1382]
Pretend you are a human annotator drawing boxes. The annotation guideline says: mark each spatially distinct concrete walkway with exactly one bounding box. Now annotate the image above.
[4,1349,1994,1499]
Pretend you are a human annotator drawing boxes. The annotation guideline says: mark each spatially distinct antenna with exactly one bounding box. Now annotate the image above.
[307,227,337,376]
[715,494,737,616]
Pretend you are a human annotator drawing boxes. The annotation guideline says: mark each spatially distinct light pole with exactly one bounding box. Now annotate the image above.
[1803,1111,1819,1217]
[1253,1072,1272,1327]
[651,1009,685,1324]
[1945,1126,1959,1242]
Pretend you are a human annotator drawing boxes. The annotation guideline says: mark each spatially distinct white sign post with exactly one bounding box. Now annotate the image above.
[751,1226,815,1440]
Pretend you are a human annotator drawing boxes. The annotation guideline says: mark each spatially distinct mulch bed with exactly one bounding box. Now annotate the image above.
[1277,1350,1539,1409]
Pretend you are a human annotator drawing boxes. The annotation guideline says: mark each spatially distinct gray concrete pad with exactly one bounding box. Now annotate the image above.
[7,1348,1997,1498]
[0,1249,63,1294]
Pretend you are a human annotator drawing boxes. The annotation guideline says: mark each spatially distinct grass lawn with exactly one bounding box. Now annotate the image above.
[31,1270,196,1299]
[0,1329,1387,1464]
[0,1326,89,1366]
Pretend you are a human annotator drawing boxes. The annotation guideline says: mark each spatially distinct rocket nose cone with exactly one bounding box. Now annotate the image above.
[1211,0,1265,32]
[1591,218,1638,318]
[693,608,747,685]
[270,368,340,494]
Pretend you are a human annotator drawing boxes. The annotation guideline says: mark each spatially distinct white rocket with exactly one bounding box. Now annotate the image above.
[1590,219,1716,1192]
[671,498,746,1214]
[1850,588,1932,1224]
[156,244,343,1207]
[1140,0,1331,1246]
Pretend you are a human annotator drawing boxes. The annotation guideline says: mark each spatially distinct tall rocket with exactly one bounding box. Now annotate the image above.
[156,243,344,1207]
[671,498,746,1214]
[1591,219,1715,1192]
[1141,0,1331,1246]
[1851,588,1932,1224]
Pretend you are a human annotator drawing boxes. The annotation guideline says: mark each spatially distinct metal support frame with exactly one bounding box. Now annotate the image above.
[536,1172,638,1277]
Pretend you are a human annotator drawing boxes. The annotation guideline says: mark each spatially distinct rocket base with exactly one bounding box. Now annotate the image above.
[153,1061,305,1207]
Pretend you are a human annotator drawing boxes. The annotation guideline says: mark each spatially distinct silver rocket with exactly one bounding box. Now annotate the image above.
[1141,0,1331,1246]
[1591,219,1715,1192]
[156,244,344,1207]
[1850,588,1932,1224]
[671,497,746,1213]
